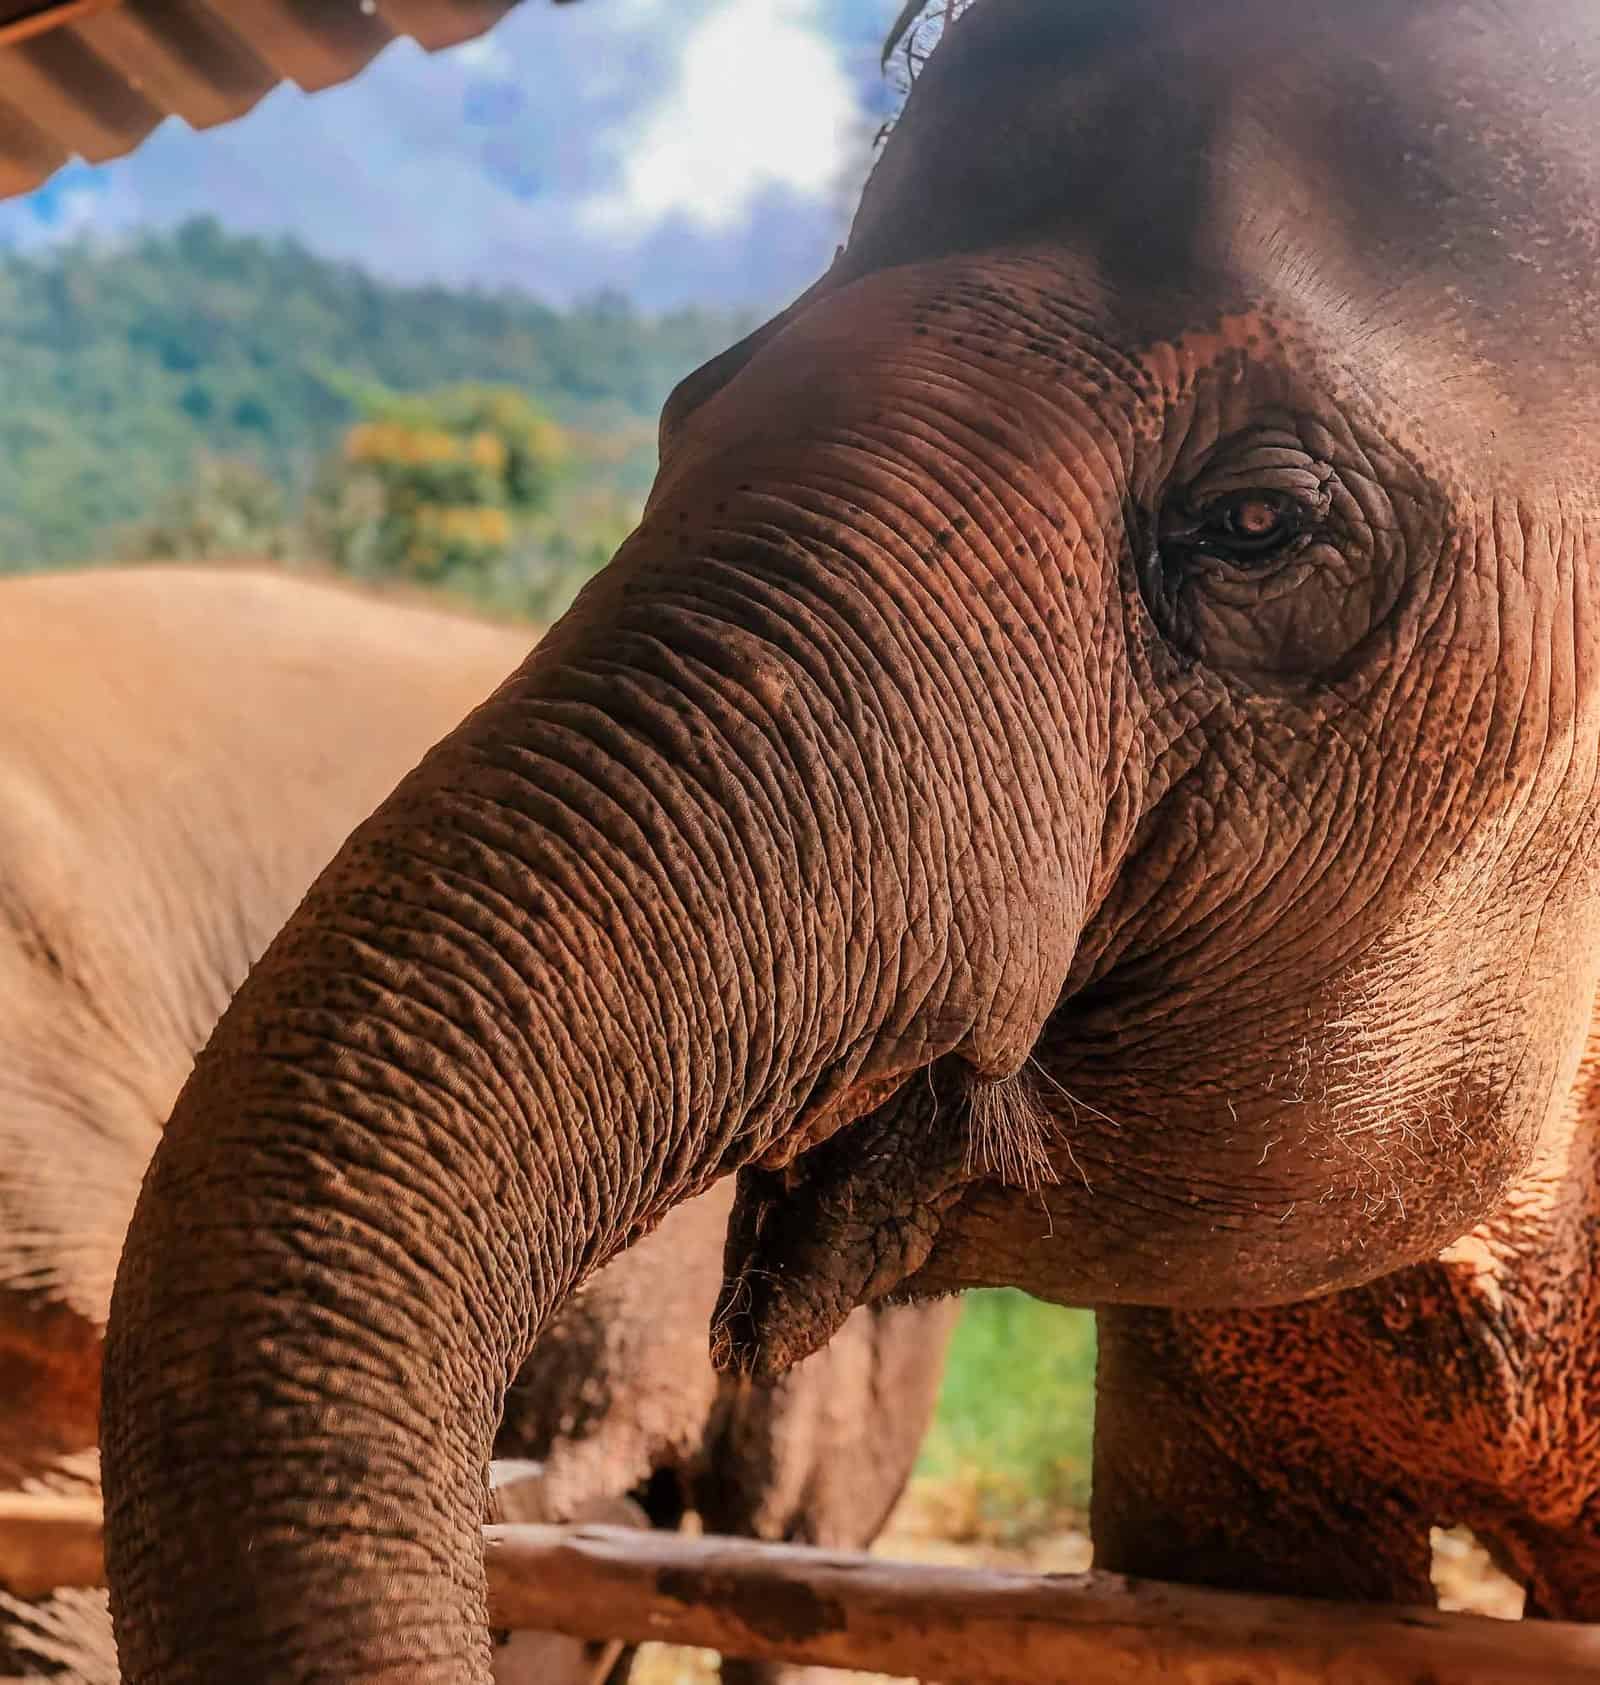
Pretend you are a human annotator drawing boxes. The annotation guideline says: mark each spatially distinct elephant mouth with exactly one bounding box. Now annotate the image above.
[712,996,1538,1359]
[712,1059,975,1377]
[711,1051,1101,1375]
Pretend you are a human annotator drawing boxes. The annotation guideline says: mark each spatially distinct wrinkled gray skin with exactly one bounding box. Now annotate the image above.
[102,2,1600,1680]
[0,568,946,1685]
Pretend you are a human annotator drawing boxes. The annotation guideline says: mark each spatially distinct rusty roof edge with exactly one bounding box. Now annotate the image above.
[0,0,120,52]
[0,0,531,203]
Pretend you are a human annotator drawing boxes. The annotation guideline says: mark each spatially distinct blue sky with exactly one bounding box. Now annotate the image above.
[0,0,913,312]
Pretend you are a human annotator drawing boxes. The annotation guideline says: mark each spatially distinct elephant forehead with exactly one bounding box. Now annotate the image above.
[852,0,1600,419]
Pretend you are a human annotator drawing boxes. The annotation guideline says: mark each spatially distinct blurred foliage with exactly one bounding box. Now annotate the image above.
[0,216,752,574]
[116,455,297,563]
[110,387,643,625]
[313,381,566,583]
[915,1291,1097,1537]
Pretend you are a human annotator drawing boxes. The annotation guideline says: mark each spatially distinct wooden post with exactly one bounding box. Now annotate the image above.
[7,1495,1600,1683]
[0,1493,104,1600]
[484,1523,1600,1685]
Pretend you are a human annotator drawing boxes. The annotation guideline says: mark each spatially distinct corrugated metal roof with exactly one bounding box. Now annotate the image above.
[0,0,530,199]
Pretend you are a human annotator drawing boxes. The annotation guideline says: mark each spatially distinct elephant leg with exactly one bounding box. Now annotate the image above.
[490,1630,626,1685]
[0,1292,102,1491]
[1092,1312,1436,1605]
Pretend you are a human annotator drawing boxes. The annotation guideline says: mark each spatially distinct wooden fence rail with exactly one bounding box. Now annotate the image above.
[6,1494,1600,1683]
[0,1493,103,1600]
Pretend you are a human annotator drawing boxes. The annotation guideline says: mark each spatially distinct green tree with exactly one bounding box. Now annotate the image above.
[0,219,750,570]
[115,455,297,562]
[314,381,566,584]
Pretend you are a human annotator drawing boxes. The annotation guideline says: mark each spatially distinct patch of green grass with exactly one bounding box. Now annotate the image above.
[914,1290,1097,1535]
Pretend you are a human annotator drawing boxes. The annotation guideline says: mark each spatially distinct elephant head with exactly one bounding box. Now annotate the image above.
[103,1,1600,1679]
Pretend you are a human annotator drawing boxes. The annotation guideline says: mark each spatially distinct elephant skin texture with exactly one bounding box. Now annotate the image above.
[0,567,949,1682]
[99,3,1600,1681]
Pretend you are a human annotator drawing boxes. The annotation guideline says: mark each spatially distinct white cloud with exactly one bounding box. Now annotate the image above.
[49,186,104,236]
[450,34,515,76]
[581,0,858,236]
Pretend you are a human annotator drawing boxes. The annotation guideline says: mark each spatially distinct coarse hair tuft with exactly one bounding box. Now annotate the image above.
[881,1,982,79]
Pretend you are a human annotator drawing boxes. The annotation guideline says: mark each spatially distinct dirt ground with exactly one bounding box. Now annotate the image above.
[630,1487,1526,1684]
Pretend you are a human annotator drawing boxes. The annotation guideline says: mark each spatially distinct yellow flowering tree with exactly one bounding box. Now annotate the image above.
[328,382,566,583]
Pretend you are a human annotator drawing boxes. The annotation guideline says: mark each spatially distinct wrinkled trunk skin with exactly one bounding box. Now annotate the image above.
[102,276,1125,1683]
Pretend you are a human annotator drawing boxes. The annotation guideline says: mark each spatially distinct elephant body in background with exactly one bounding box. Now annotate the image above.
[101,3,1600,1681]
[0,568,950,1682]
[0,565,530,1678]
[0,564,529,1478]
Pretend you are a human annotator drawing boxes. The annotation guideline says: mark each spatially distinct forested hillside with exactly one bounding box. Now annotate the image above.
[0,217,752,567]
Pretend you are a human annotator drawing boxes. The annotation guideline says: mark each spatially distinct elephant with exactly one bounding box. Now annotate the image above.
[0,563,527,1449]
[0,566,950,1683]
[99,0,1600,1679]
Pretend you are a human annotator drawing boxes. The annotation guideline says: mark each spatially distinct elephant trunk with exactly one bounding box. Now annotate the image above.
[101,279,1127,1683]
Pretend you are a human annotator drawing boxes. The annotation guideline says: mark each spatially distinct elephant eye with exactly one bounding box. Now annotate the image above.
[1140,432,1402,684]
[1175,490,1307,564]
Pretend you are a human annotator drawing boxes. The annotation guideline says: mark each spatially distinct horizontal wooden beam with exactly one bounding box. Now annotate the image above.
[6,1494,1598,1683]
[485,1524,1600,1685]
[0,1493,104,1600]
